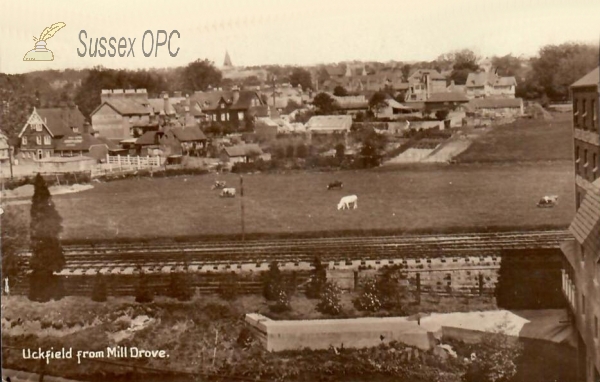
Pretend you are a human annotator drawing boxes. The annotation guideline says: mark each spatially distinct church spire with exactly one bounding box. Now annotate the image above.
[223,50,233,68]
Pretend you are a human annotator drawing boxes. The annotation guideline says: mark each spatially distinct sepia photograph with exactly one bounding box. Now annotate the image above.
[0,0,599,381]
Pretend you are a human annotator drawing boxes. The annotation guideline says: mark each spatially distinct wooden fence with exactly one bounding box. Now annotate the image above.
[91,155,163,178]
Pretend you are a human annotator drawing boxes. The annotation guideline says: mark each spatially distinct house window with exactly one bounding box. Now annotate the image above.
[45,150,50,158]
[238,112,244,120]
[72,127,79,133]
[220,113,225,122]
[596,316,598,338]
[22,136,27,146]
[593,100,597,122]
[44,136,51,145]
[582,100,587,130]
[36,136,41,145]
[226,113,230,121]
[575,145,580,174]
[576,191,581,210]
[212,114,216,122]
[34,123,42,132]
[582,293,586,315]
[220,103,225,109]
[573,99,579,127]
[584,149,588,178]
[593,153,598,179]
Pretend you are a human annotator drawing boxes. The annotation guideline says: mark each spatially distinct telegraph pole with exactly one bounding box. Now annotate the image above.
[240,175,245,243]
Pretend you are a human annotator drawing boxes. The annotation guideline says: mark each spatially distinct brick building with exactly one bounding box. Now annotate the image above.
[560,66,600,382]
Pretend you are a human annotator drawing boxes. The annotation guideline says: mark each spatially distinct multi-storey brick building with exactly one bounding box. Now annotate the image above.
[561,66,600,382]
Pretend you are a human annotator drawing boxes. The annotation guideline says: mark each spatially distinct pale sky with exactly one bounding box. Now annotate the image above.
[0,0,598,74]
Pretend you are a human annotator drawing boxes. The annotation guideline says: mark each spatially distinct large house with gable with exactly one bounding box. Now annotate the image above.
[560,66,600,382]
[465,70,517,99]
[190,87,268,129]
[17,106,85,160]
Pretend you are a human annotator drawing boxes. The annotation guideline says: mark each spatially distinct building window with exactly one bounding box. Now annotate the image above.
[594,153,598,179]
[238,112,244,120]
[575,145,580,174]
[596,316,598,338]
[582,100,587,130]
[582,293,586,314]
[573,99,579,127]
[43,136,51,145]
[220,113,225,122]
[584,149,588,178]
[45,150,50,158]
[72,127,79,133]
[22,136,27,146]
[212,114,216,122]
[576,191,581,210]
[593,100,597,122]
[36,136,41,145]
[34,123,42,132]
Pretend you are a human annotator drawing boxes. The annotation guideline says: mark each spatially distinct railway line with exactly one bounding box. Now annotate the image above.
[31,230,573,273]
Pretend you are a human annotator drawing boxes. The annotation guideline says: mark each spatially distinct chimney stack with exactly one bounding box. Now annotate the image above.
[163,93,169,115]
[232,86,240,104]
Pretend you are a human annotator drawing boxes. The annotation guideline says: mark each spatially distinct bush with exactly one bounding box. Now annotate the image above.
[305,256,327,299]
[204,303,235,320]
[262,262,283,301]
[269,289,291,313]
[135,271,153,303]
[217,273,240,301]
[352,278,382,312]
[91,273,108,302]
[376,265,408,311]
[316,282,343,316]
[167,271,193,301]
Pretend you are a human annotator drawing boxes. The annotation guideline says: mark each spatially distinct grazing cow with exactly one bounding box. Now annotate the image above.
[212,181,226,190]
[327,181,343,190]
[337,195,358,210]
[220,188,236,197]
[537,195,558,207]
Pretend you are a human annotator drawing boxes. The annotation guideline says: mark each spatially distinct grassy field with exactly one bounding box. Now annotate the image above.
[8,161,574,241]
[457,113,573,163]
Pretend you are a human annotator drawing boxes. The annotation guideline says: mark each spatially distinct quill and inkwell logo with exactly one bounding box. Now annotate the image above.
[23,22,66,61]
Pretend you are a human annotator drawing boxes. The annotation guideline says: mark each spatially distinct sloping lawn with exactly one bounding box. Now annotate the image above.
[8,161,574,241]
[457,113,573,163]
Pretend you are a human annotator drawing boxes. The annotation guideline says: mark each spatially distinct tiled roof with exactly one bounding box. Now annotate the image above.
[466,72,496,87]
[102,99,150,115]
[425,92,469,103]
[223,143,263,157]
[409,69,445,81]
[170,126,207,142]
[191,90,263,112]
[571,67,599,88]
[135,131,162,146]
[569,178,600,256]
[494,76,517,87]
[468,97,523,109]
[36,107,85,137]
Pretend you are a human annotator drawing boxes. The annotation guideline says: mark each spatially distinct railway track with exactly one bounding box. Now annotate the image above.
[30,230,572,273]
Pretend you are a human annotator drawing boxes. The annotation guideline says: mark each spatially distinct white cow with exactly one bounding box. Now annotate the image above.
[337,195,358,210]
[220,188,236,197]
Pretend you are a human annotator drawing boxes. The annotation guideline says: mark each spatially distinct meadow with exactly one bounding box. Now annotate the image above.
[456,113,573,163]
[4,160,573,242]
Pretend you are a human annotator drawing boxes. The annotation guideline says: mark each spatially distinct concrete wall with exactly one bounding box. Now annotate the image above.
[245,314,436,352]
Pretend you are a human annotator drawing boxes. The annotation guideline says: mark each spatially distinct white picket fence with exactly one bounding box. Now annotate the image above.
[91,155,163,178]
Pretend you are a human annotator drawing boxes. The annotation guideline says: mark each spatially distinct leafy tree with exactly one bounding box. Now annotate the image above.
[491,54,523,77]
[0,74,40,138]
[375,265,408,311]
[356,126,387,168]
[305,256,327,299]
[91,272,108,302]
[167,267,193,301]
[435,109,450,121]
[401,64,412,81]
[333,86,348,97]
[283,99,301,115]
[262,261,283,301]
[450,49,480,85]
[180,59,222,94]
[312,92,339,115]
[1,207,28,288]
[316,281,343,315]
[369,92,388,118]
[135,270,153,303]
[525,43,598,101]
[289,68,313,90]
[29,173,65,302]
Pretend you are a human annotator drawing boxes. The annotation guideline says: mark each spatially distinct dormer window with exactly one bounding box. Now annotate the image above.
[22,136,27,146]
[220,103,225,109]
[72,127,79,133]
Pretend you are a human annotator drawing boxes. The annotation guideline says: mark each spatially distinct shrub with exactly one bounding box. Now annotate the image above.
[204,303,235,320]
[316,282,343,316]
[376,265,408,311]
[91,273,108,302]
[269,288,291,313]
[218,273,240,301]
[135,271,153,303]
[262,261,283,301]
[305,256,327,299]
[167,271,193,301]
[236,327,255,349]
[352,278,382,312]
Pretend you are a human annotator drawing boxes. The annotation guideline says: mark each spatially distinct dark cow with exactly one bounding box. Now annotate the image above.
[327,181,343,190]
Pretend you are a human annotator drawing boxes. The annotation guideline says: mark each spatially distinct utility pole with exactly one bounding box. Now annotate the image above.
[240,175,245,243]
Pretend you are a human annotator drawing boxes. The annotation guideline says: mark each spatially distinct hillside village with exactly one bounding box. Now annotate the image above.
[0,53,533,178]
